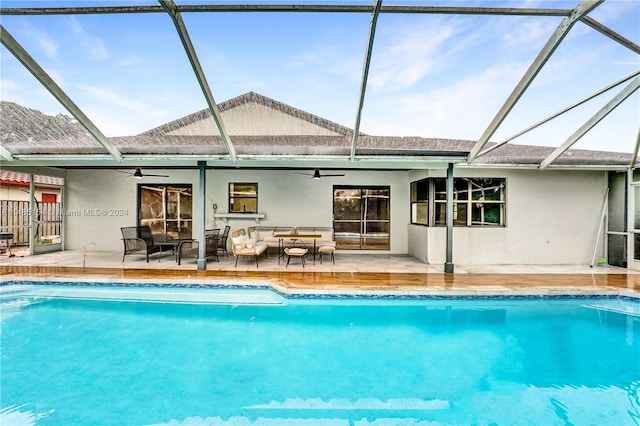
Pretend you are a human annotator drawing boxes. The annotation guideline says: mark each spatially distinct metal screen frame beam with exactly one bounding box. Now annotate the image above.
[467,0,604,163]
[580,16,640,55]
[631,127,640,169]
[159,0,237,162]
[350,0,381,163]
[0,25,123,162]
[0,145,15,162]
[0,4,571,16]
[478,69,640,158]
[540,76,640,170]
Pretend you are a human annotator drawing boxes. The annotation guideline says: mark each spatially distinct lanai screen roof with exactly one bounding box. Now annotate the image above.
[0,1,638,171]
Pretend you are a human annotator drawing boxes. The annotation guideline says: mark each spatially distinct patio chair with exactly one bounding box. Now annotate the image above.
[205,228,220,262]
[284,247,308,268]
[177,239,198,265]
[177,230,220,265]
[218,225,231,257]
[121,226,163,262]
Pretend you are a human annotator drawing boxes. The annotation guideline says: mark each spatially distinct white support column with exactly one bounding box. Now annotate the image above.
[444,163,454,273]
[197,161,207,270]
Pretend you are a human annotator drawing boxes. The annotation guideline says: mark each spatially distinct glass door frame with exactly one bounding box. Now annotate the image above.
[137,184,193,239]
[333,185,390,250]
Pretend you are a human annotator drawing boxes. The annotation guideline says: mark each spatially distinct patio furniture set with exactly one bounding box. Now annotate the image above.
[121,224,335,268]
[231,226,336,268]
[120,225,230,264]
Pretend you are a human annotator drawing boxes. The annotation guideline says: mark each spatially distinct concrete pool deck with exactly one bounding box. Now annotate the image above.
[1,249,638,297]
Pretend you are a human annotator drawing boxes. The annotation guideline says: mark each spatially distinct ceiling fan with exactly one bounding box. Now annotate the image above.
[296,168,345,180]
[121,166,170,179]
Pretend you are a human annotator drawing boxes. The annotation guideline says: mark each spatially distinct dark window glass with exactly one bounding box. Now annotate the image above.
[229,183,258,213]
[139,184,192,239]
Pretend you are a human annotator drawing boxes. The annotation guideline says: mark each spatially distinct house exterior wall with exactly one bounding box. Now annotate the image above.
[64,168,409,254]
[63,167,606,266]
[407,168,607,265]
[64,169,203,253]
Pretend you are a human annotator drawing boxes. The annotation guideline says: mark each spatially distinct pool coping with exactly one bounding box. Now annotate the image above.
[1,277,638,301]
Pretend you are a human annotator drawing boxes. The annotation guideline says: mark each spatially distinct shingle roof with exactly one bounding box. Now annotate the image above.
[0,95,636,168]
[139,91,357,137]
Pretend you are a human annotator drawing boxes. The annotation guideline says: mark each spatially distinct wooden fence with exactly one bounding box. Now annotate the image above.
[0,200,61,246]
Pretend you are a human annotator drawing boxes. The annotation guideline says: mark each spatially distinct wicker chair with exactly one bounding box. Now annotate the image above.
[218,225,231,257]
[176,239,198,265]
[177,229,220,265]
[120,226,163,262]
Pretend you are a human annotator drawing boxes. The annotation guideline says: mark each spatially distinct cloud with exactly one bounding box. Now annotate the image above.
[287,45,362,82]
[502,19,557,48]
[369,19,460,92]
[75,84,176,135]
[77,84,148,115]
[363,62,527,139]
[0,79,22,92]
[67,17,109,61]
[20,21,58,59]
[119,53,142,66]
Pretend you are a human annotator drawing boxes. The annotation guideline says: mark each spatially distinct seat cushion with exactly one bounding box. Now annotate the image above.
[286,247,307,255]
[318,246,335,253]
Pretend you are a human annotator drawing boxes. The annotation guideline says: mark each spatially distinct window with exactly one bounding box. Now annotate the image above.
[410,179,429,225]
[229,183,258,213]
[410,178,506,227]
[138,184,192,239]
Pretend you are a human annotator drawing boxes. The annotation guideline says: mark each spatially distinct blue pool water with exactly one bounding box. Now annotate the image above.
[1,285,639,425]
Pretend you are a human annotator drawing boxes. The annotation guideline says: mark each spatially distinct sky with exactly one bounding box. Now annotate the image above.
[1,0,639,154]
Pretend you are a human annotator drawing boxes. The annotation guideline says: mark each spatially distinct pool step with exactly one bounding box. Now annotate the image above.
[583,301,640,317]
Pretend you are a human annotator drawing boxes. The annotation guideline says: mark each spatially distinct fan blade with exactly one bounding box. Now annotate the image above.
[294,172,314,176]
[321,173,345,177]
[143,173,170,178]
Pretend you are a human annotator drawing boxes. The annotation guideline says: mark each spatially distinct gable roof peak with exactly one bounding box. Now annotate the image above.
[218,91,356,136]
[139,91,356,137]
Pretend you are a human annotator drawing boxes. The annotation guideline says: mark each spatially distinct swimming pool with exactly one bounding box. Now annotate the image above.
[1,283,639,425]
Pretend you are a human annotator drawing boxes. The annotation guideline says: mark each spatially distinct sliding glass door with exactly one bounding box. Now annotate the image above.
[138,184,193,239]
[333,186,390,250]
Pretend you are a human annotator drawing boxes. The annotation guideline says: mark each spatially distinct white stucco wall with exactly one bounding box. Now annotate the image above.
[64,169,202,252]
[64,168,409,254]
[408,168,607,265]
[63,167,607,265]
